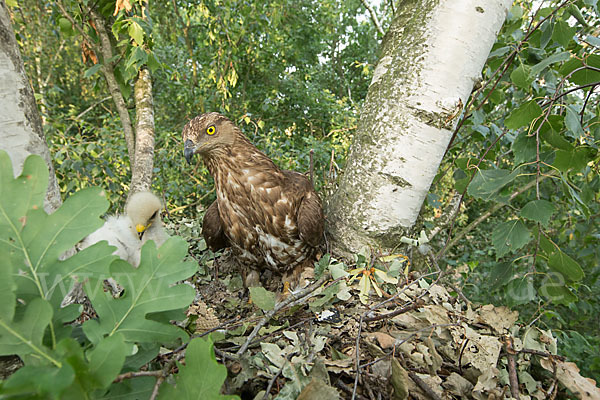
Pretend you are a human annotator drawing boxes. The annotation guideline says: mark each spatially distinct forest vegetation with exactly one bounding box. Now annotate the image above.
[0,0,599,398]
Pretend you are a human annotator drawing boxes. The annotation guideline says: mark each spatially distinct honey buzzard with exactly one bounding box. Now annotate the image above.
[183,112,324,287]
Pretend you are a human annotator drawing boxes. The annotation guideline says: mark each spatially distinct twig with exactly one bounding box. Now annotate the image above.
[337,380,369,400]
[113,370,162,383]
[428,192,462,241]
[437,173,555,259]
[363,300,423,322]
[352,313,365,400]
[504,336,520,400]
[263,352,296,399]
[149,356,178,400]
[519,348,566,361]
[352,272,441,399]
[359,323,462,370]
[359,0,385,36]
[448,284,470,304]
[75,96,112,120]
[309,148,315,186]
[236,276,327,355]
[407,370,442,400]
[580,84,598,126]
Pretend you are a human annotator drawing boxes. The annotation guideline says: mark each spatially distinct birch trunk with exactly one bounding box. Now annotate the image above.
[327,0,511,256]
[0,0,61,212]
[130,66,155,195]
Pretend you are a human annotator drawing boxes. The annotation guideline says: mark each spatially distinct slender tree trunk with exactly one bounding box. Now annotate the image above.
[89,8,137,166]
[0,0,61,213]
[327,0,511,257]
[130,66,155,194]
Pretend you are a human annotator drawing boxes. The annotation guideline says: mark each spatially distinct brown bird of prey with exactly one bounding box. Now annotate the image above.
[183,112,324,288]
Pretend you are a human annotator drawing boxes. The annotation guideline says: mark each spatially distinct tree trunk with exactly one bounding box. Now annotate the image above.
[0,0,61,213]
[130,66,155,195]
[89,8,137,167]
[327,0,511,257]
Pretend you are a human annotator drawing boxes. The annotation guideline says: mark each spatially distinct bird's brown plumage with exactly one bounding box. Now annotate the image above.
[183,112,324,284]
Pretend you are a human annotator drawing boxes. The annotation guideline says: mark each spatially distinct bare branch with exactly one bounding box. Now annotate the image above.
[360,0,385,36]
[236,276,328,355]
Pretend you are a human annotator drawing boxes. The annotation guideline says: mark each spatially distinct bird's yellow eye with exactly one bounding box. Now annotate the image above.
[206,125,216,135]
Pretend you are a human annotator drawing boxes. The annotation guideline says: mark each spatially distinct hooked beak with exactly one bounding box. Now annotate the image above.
[136,222,151,239]
[184,139,196,164]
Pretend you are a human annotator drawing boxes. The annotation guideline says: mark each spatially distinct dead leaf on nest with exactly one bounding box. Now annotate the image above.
[469,304,519,335]
[450,325,502,373]
[390,358,409,400]
[421,304,452,326]
[472,367,501,400]
[443,372,473,397]
[407,373,443,400]
[367,331,396,349]
[297,378,340,400]
[323,358,353,374]
[540,359,600,400]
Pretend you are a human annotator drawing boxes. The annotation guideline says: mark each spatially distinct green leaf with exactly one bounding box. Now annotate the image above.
[0,298,57,365]
[99,376,155,399]
[530,51,570,76]
[84,63,103,78]
[538,115,573,151]
[585,35,600,47]
[564,106,585,139]
[520,200,556,226]
[553,147,594,171]
[491,220,532,259]
[88,333,128,388]
[126,46,148,71]
[552,21,577,48]
[158,337,239,399]
[507,277,535,306]
[147,52,162,72]
[505,100,542,130]
[314,253,330,279]
[0,152,47,238]
[539,281,577,306]
[548,250,584,282]
[128,21,144,46]
[489,262,514,291]
[1,361,75,398]
[468,168,520,200]
[512,132,536,165]
[539,19,553,49]
[329,262,349,280]
[249,286,276,311]
[559,55,600,85]
[11,187,115,338]
[510,64,533,90]
[539,233,555,255]
[83,238,196,345]
[58,17,73,36]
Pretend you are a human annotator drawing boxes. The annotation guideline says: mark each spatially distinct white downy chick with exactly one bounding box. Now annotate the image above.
[79,191,168,267]
[79,214,141,266]
[127,191,169,250]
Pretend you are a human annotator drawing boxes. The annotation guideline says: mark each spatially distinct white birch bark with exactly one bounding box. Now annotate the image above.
[327,0,512,256]
[0,0,61,212]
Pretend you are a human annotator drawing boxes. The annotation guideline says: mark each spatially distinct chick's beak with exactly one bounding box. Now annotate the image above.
[184,139,195,165]
[136,223,148,239]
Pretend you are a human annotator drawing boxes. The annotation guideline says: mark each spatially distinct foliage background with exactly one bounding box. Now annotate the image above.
[8,0,600,384]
